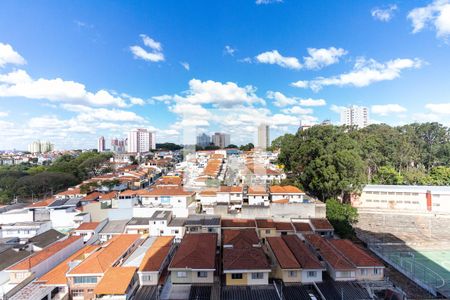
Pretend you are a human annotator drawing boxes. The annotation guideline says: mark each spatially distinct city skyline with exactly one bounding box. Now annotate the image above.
[1,0,450,150]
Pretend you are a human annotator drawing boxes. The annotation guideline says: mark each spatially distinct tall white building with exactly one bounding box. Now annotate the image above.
[98,136,105,152]
[340,105,369,128]
[127,129,156,153]
[211,132,230,148]
[27,141,54,153]
[257,123,270,150]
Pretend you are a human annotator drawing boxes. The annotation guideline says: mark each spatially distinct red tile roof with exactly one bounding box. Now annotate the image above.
[282,235,323,269]
[75,222,100,231]
[292,222,313,232]
[329,239,384,268]
[223,229,259,248]
[219,186,243,193]
[119,189,138,196]
[7,236,82,271]
[83,192,101,201]
[221,219,256,228]
[270,185,304,194]
[139,236,174,272]
[156,176,182,186]
[274,222,294,231]
[94,267,137,295]
[99,191,118,201]
[248,186,268,195]
[169,233,217,270]
[27,198,55,208]
[56,188,83,196]
[255,219,275,229]
[139,187,195,197]
[304,234,354,271]
[223,247,270,271]
[267,237,300,269]
[310,218,334,231]
[68,234,141,275]
[199,190,217,196]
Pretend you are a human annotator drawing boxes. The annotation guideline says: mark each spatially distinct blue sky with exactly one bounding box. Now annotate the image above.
[0,0,450,150]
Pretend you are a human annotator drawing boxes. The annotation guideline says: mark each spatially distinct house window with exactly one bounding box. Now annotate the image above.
[374,268,382,275]
[360,269,368,275]
[197,271,208,278]
[177,271,187,278]
[142,275,153,282]
[265,230,271,234]
[73,276,97,284]
[72,289,84,298]
[231,273,243,279]
[307,271,317,278]
[251,272,264,279]
[288,271,297,277]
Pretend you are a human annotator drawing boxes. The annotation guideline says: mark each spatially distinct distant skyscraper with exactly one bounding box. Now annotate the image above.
[211,132,230,148]
[340,105,369,128]
[98,136,105,152]
[257,123,270,150]
[196,133,211,147]
[27,140,54,153]
[127,129,155,153]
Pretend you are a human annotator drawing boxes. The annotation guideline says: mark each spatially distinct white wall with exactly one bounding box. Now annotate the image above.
[0,210,33,224]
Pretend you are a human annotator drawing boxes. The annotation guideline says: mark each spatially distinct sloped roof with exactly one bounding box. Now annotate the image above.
[274,222,294,231]
[255,219,276,229]
[29,229,65,249]
[139,236,174,272]
[267,237,300,269]
[94,267,137,295]
[169,233,217,270]
[68,234,140,275]
[270,185,304,194]
[304,234,354,271]
[223,229,259,248]
[221,219,256,228]
[282,235,323,270]
[329,239,384,268]
[310,218,334,231]
[223,247,270,271]
[75,222,100,231]
[292,222,313,232]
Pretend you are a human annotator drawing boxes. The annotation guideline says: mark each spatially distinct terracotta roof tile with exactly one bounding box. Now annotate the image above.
[255,219,275,229]
[310,218,334,231]
[274,222,294,231]
[139,187,195,197]
[270,185,304,194]
[169,234,217,270]
[267,237,300,269]
[292,222,313,232]
[83,192,101,201]
[221,219,256,228]
[223,247,270,271]
[68,234,141,275]
[7,236,82,271]
[75,222,100,231]
[282,235,323,269]
[223,229,259,248]
[304,234,354,271]
[329,239,384,267]
[139,236,174,272]
[248,186,268,195]
[27,198,55,208]
[94,267,137,295]
[219,186,243,193]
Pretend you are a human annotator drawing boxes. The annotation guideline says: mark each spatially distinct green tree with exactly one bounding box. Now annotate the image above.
[326,199,358,239]
[239,143,254,151]
[372,166,404,185]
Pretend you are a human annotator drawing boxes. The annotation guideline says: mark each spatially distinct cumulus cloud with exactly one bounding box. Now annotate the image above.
[299,98,326,106]
[0,43,26,68]
[292,57,423,91]
[61,104,145,122]
[130,34,165,62]
[371,104,407,116]
[0,111,9,117]
[180,61,190,70]
[255,0,282,4]
[408,0,450,39]
[425,103,450,114]
[330,104,347,114]
[303,47,347,70]
[266,91,297,107]
[224,45,236,56]
[281,106,313,115]
[371,4,398,22]
[255,50,302,70]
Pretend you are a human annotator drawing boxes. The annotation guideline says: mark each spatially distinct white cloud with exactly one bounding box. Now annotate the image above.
[175,78,265,107]
[180,61,190,71]
[292,57,423,91]
[303,47,347,70]
[0,111,9,117]
[169,103,211,117]
[130,34,165,62]
[281,106,313,115]
[255,0,282,4]
[0,69,132,107]
[408,0,450,39]
[61,104,145,122]
[371,4,398,22]
[330,104,346,114]
[224,45,236,56]
[371,104,407,116]
[299,98,326,106]
[255,50,302,70]
[425,103,450,114]
[266,91,297,107]
[0,43,26,68]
